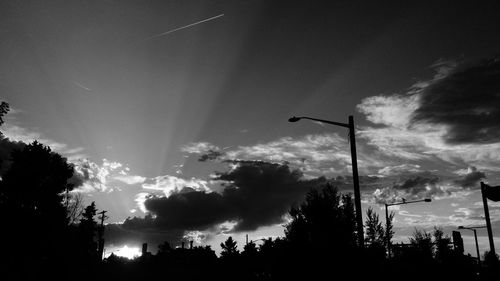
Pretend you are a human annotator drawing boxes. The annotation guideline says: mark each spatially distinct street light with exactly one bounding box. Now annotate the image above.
[288,115,364,247]
[458,225,487,263]
[385,198,431,257]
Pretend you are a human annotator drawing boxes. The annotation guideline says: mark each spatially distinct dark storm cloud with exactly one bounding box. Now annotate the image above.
[198,149,223,162]
[67,172,84,188]
[411,57,500,144]
[56,159,92,191]
[213,160,327,231]
[124,161,328,233]
[372,172,446,204]
[454,166,486,188]
[144,189,229,230]
[327,174,384,193]
[393,174,440,194]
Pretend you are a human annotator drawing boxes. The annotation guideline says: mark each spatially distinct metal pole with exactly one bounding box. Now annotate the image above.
[481,182,496,256]
[473,229,480,263]
[385,204,390,258]
[349,115,364,247]
[97,210,107,260]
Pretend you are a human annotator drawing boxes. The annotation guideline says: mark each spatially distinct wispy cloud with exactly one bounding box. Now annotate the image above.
[2,122,86,160]
[184,133,388,176]
[377,164,422,176]
[181,142,220,154]
[72,158,145,193]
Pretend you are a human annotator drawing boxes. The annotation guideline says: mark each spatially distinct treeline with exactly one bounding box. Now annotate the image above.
[98,185,499,281]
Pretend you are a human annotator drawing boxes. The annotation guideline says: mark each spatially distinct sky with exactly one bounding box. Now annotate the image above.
[1,0,500,257]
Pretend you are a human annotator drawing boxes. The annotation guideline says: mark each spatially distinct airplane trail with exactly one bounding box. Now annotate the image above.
[73,81,92,91]
[145,14,224,40]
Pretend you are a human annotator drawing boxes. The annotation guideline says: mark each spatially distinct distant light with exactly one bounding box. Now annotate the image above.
[113,245,141,259]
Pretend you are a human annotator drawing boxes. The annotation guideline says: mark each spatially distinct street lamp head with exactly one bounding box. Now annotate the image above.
[288,116,301,122]
[424,198,432,202]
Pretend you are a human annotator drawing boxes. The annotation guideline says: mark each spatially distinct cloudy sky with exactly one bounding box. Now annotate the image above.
[1,0,500,256]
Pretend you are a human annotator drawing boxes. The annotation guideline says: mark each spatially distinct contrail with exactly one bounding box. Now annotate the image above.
[73,81,92,91]
[145,14,224,41]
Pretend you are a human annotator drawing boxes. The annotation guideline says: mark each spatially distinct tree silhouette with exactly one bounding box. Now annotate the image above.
[285,184,357,250]
[220,236,239,259]
[158,241,173,255]
[432,227,452,262]
[409,229,434,260]
[484,250,500,266]
[66,192,84,225]
[258,238,276,255]
[0,141,75,216]
[0,140,76,278]
[364,207,387,261]
[78,201,99,258]
[282,185,362,280]
[243,240,258,257]
[364,207,385,247]
[81,202,97,228]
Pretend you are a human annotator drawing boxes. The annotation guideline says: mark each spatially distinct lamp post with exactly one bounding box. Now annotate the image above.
[385,198,431,257]
[458,225,486,263]
[288,115,364,247]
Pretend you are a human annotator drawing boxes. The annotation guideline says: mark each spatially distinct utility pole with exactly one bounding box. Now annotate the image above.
[385,203,390,257]
[481,182,496,256]
[97,210,108,260]
[473,228,480,263]
[348,116,364,247]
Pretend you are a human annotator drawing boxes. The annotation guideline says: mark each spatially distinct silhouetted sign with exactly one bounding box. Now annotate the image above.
[452,231,464,254]
[483,183,500,202]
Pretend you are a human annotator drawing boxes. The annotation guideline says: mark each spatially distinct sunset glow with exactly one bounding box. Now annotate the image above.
[112,245,141,260]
